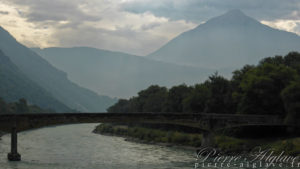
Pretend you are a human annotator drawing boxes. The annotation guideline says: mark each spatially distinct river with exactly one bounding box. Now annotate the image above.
[0,124,298,169]
[0,124,196,169]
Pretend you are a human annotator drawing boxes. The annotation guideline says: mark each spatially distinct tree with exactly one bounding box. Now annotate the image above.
[281,81,300,125]
[232,65,255,87]
[183,83,209,113]
[283,52,300,73]
[164,84,192,112]
[237,63,298,115]
[137,85,168,112]
[183,73,234,114]
[204,73,234,114]
[259,55,284,66]
[107,99,130,113]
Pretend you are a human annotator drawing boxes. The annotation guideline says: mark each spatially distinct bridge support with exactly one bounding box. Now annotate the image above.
[7,118,21,161]
[201,118,216,147]
[201,131,215,147]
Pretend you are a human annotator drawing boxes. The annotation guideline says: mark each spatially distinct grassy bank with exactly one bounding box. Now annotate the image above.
[93,124,300,156]
[93,123,202,147]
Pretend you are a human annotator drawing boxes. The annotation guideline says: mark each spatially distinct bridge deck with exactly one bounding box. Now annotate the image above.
[0,113,284,132]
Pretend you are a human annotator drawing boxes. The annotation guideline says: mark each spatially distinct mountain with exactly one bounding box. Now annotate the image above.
[0,26,117,112]
[32,47,212,98]
[148,9,300,70]
[0,50,70,112]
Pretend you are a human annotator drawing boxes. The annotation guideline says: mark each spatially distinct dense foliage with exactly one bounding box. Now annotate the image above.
[108,52,300,124]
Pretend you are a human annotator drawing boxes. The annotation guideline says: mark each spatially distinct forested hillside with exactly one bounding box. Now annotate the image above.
[108,52,300,125]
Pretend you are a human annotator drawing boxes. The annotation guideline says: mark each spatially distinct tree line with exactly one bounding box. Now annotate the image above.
[108,52,300,125]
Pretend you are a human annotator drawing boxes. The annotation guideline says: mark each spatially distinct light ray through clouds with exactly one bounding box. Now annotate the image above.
[0,0,299,56]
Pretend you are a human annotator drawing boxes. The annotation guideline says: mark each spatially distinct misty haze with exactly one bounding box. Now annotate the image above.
[0,1,300,169]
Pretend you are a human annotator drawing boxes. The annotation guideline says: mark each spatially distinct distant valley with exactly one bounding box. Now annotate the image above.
[1,9,300,111]
[33,47,211,98]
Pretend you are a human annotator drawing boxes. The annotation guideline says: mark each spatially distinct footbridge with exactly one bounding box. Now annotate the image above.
[0,112,292,161]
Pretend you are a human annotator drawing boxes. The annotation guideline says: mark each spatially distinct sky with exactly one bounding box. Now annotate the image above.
[0,0,300,56]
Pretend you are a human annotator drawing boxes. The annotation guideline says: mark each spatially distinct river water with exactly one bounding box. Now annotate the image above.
[0,124,298,169]
[0,124,196,169]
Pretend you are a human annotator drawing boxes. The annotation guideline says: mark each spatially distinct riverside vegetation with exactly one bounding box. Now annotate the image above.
[94,124,300,156]
[95,52,300,155]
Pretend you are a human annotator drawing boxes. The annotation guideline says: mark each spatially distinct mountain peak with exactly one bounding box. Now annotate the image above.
[203,9,258,27]
[224,9,245,16]
[148,8,300,69]
[221,9,249,20]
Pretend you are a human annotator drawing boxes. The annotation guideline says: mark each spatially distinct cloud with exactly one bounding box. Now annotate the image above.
[4,0,101,25]
[52,15,195,55]
[52,26,166,55]
[261,19,300,35]
[0,0,196,55]
[0,0,299,56]
[0,2,59,47]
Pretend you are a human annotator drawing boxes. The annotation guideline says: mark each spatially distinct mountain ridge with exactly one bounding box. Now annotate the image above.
[0,26,117,112]
[147,10,300,69]
[0,50,71,112]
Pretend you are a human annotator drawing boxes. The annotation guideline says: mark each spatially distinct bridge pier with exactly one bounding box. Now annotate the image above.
[201,131,215,147]
[201,118,216,147]
[7,117,21,161]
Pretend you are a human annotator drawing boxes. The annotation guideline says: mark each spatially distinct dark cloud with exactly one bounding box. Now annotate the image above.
[0,11,9,15]
[122,0,300,23]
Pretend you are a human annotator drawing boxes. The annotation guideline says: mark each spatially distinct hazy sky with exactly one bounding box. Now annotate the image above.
[0,0,299,56]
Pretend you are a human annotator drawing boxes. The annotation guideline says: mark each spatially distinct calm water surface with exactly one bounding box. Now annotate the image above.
[0,124,195,169]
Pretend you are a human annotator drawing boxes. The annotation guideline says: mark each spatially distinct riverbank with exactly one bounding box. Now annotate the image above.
[93,123,300,156]
[93,124,202,151]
